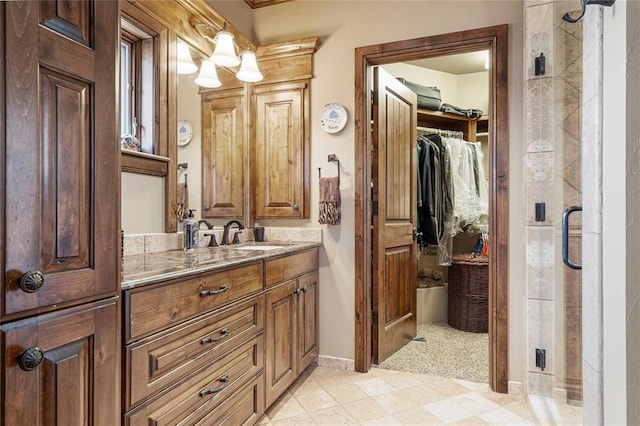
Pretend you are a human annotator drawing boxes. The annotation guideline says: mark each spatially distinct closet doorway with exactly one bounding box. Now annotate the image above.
[354,25,510,393]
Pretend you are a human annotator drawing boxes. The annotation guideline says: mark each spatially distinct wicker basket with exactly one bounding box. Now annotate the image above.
[447,256,488,333]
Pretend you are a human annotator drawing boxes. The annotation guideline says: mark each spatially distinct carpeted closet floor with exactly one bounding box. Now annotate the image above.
[377,322,488,383]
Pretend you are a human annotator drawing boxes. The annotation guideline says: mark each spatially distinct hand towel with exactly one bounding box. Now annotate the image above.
[318,176,341,225]
[176,181,188,222]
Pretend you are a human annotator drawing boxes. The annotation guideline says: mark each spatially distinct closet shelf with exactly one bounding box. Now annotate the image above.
[417,109,489,142]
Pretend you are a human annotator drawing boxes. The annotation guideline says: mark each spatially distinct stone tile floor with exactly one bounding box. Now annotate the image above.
[256,365,583,425]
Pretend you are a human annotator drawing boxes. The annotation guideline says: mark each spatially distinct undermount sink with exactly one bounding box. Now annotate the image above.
[234,245,283,251]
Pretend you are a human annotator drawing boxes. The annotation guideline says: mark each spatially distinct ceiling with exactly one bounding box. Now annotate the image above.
[406,50,489,75]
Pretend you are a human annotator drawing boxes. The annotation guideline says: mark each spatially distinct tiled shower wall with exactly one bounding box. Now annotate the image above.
[524,0,583,400]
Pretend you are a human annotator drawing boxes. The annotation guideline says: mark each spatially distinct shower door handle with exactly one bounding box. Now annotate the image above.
[562,205,582,270]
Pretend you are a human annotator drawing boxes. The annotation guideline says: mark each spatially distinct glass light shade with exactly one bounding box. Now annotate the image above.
[236,51,264,83]
[177,42,198,74]
[211,31,240,67]
[194,60,221,88]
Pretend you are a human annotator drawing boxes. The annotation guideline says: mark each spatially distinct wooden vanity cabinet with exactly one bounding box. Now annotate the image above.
[122,261,266,423]
[264,249,319,407]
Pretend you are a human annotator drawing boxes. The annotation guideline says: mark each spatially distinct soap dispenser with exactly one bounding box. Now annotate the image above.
[183,209,199,251]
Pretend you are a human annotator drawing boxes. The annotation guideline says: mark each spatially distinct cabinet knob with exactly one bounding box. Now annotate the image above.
[18,270,44,293]
[292,204,299,211]
[203,205,210,211]
[18,347,44,371]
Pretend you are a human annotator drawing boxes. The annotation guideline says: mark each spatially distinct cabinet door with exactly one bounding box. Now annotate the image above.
[202,89,245,218]
[264,279,298,407]
[297,271,319,373]
[253,82,309,218]
[1,298,119,425]
[2,0,119,317]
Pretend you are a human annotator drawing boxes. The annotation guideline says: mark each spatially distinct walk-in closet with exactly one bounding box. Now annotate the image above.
[377,52,491,384]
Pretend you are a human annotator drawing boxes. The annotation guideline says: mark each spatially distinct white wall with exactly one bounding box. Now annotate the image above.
[458,71,490,113]
[121,172,164,233]
[252,0,525,382]
[382,62,460,107]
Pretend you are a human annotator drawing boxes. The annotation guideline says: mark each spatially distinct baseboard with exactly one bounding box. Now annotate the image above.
[316,355,354,371]
[508,380,524,396]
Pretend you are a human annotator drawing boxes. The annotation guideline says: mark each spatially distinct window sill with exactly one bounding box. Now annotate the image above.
[121,150,170,177]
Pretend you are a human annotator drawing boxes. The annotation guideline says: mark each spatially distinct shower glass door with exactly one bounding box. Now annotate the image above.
[525,0,583,404]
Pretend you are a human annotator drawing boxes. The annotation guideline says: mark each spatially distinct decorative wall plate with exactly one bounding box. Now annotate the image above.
[320,103,348,134]
[178,120,193,146]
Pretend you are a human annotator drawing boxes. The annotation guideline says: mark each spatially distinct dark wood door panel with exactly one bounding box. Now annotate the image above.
[2,0,120,318]
[372,67,417,364]
[1,298,119,425]
[40,67,91,271]
[40,0,93,47]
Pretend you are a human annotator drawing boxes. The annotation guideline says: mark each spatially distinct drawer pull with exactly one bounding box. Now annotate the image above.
[200,285,229,297]
[199,374,229,396]
[201,328,230,344]
[293,288,301,296]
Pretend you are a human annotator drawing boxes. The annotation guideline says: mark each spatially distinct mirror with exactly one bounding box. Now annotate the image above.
[176,43,244,232]
[176,67,202,225]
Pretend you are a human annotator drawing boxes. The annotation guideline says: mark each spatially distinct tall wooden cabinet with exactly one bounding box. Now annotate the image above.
[1,1,120,423]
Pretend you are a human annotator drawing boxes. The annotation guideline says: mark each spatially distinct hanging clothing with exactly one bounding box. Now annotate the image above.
[415,133,488,265]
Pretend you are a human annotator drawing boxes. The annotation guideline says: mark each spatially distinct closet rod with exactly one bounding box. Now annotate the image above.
[417,126,464,139]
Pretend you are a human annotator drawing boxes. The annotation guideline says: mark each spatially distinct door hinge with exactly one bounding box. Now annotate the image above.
[372,310,378,324]
[371,90,377,105]
[372,201,378,216]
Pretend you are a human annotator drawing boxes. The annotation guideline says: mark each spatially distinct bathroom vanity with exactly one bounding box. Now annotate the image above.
[121,243,320,424]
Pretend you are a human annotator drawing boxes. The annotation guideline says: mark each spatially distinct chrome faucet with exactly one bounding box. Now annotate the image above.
[221,220,245,245]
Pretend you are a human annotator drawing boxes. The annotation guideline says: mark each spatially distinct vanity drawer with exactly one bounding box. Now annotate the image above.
[125,295,264,410]
[125,261,263,341]
[265,248,319,288]
[194,374,264,426]
[125,335,264,426]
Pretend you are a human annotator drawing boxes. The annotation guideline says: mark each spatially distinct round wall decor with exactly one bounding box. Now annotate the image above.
[320,103,348,134]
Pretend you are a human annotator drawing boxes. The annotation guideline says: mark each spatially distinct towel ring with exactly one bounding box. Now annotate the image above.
[318,154,340,179]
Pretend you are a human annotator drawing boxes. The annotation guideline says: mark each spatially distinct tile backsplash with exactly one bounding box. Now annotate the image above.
[123,227,322,256]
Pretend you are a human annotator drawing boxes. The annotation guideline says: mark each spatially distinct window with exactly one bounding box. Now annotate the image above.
[120,18,157,154]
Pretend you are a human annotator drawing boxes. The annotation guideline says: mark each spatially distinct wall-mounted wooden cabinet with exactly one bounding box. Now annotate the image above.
[253,82,308,218]
[201,37,319,223]
[202,88,246,218]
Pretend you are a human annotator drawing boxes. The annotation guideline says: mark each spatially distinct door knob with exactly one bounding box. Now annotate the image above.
[18,347,44,371]
[18,270,44,293]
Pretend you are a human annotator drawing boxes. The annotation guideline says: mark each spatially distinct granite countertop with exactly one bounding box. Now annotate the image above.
[121,241,321,290]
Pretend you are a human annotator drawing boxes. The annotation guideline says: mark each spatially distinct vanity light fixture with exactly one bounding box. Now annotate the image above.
[194,59,221,88]
[177,41,198,74]
[189,21,264,86]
